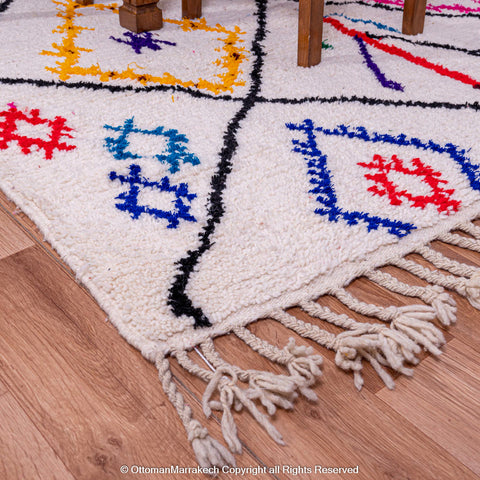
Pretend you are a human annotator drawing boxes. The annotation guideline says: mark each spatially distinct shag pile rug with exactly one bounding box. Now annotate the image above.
[1,0,479,468]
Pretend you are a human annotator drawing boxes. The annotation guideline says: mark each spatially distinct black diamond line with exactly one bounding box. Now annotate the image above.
[0,0,15,13]
[167,0,269,328]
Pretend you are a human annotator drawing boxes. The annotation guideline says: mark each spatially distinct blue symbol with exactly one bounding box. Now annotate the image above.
[105,118,200,228]
[109,164,197,229]
[287,119,480,238]
[104,117,200,174]
[110,32,176,55]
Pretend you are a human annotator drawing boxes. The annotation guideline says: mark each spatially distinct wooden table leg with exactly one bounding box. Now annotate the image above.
[182,0,202,19]
[119,0,163,33]
[298,0,325,67]
[402,0,427,35]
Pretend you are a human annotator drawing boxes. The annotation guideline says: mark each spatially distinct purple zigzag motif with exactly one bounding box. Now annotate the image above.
[354,35,405,92]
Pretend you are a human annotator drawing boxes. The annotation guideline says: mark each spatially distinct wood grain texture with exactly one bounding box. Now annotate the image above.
[0,247,272,480]
[377,338,480,475]
[297,0,324,67]
[119,0,163,34]
[0,206,34,259]
[182,0,202,19]
[0,391,76,480]
[0,378,7,397]
[0,191,69,273]
[402,0,427,34]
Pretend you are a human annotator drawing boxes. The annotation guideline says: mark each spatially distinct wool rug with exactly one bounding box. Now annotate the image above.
[1,0,479,468]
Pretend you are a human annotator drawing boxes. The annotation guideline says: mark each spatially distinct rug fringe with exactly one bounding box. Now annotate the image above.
[156,334,324,468]
[392,256,480,309]
[233,327,323,401]
[155,354,236,469]
[326,289,445,356]
[174,342,321,456]
[158,220,480,468]
[366,270,457,326]
[200,338,299,414]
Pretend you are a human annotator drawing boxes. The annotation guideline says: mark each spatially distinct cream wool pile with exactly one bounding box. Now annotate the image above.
[1,0,480,468]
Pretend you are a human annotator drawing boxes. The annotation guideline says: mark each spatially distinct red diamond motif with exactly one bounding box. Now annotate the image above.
[358,154,461,215]
[0,104,76,160]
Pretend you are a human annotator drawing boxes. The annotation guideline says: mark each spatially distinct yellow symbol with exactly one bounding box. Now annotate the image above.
[41,0,247,94]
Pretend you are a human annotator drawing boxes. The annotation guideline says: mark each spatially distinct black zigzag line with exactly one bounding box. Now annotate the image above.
[167,0,268,328]
[3,76,479,112]
[256,95,480,110]
[4,75,479,111]
[326,0,480,18]
[0,0,15,13]
[0,76,241,103]
[366,33,480,57]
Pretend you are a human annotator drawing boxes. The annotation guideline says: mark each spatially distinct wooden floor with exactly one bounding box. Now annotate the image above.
[1,189,480,480]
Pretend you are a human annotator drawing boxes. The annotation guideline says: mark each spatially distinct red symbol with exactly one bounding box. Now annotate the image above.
[0,104,76,160]
[359,154,461,215]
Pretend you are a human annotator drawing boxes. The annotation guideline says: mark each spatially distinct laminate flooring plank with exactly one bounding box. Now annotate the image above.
[377,338,480,475]
[0,247,273,480]
[0,206,34,259]
[0,377,7,396]
[0,390,76,480]
[0,191,66,270]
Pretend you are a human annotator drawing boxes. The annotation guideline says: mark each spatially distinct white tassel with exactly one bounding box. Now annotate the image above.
[232,328,323,401]
[427,285,457,326]
[156,355,236,469]
[246,371,298,414]
[391,310,445,356]
[202,366,285,453]
[188,420,237,469]
[366,270,457,326]
[333,327,416,391]
[465,272,480,309]
[272,309,422,390]
[245,370,298,415]
[283,338,323,401]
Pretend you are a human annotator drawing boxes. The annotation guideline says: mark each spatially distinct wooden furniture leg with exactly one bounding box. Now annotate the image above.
[182,0,202,19]
[119,0,163,33]
[402,0,427,35]
[76,0,94,4]
[298,0,325,67]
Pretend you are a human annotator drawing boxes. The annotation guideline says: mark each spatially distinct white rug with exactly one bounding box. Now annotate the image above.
[0,0,479,468]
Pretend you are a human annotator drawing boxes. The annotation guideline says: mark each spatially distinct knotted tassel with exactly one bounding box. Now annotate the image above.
[233,327,323,401]
[283,338,323,401]
[465,272,480,309]
[156,354,236,468]
[325,290,445,355]
[245,371,298,415]
[202,367,243,454]
[391,313,444,356]
[366,269,457,326]
[202,366,285,452]
[272,309,421,390]
[199,339,299,415]
[424,286,457,326]
[332,326,417,390]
